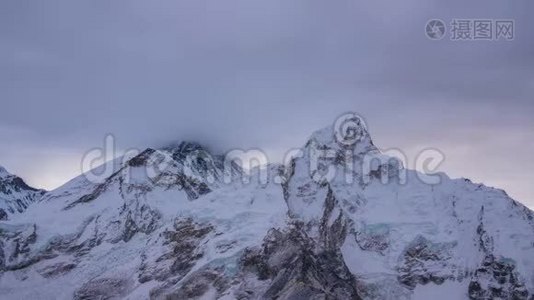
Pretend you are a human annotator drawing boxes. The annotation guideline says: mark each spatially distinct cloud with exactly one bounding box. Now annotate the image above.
[0,0,532,207]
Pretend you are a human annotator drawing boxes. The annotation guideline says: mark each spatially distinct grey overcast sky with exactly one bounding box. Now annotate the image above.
[1,0,533,207]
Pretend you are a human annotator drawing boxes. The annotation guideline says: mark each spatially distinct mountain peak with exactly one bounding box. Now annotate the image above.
[0,165,10,177]
[305,113,376,155]
[0,166,44,220]
[162,141,211,160]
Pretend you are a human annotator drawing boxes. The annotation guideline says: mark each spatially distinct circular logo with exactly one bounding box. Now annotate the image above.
[334,112,367,146]
[425,19,446,40]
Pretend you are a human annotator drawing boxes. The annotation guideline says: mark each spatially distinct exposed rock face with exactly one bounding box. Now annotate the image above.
[240,223,361,300]
[0,166,45,219]
[74,277,133,300]
[466,206,531,300]
[37,262,77,278]
[0,223,38,271]
[397,235,457,289]
[138,218,214,285]
[468,255,529,300]
[1,120,534,299]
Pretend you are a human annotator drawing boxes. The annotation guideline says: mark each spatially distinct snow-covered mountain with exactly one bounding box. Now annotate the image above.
[0,118,533,300]
[0,166,45,220]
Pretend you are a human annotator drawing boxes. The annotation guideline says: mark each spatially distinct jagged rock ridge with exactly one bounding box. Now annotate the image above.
[0,166,45,220]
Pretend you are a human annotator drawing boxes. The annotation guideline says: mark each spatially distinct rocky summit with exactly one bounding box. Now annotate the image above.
[0,166,45,221]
